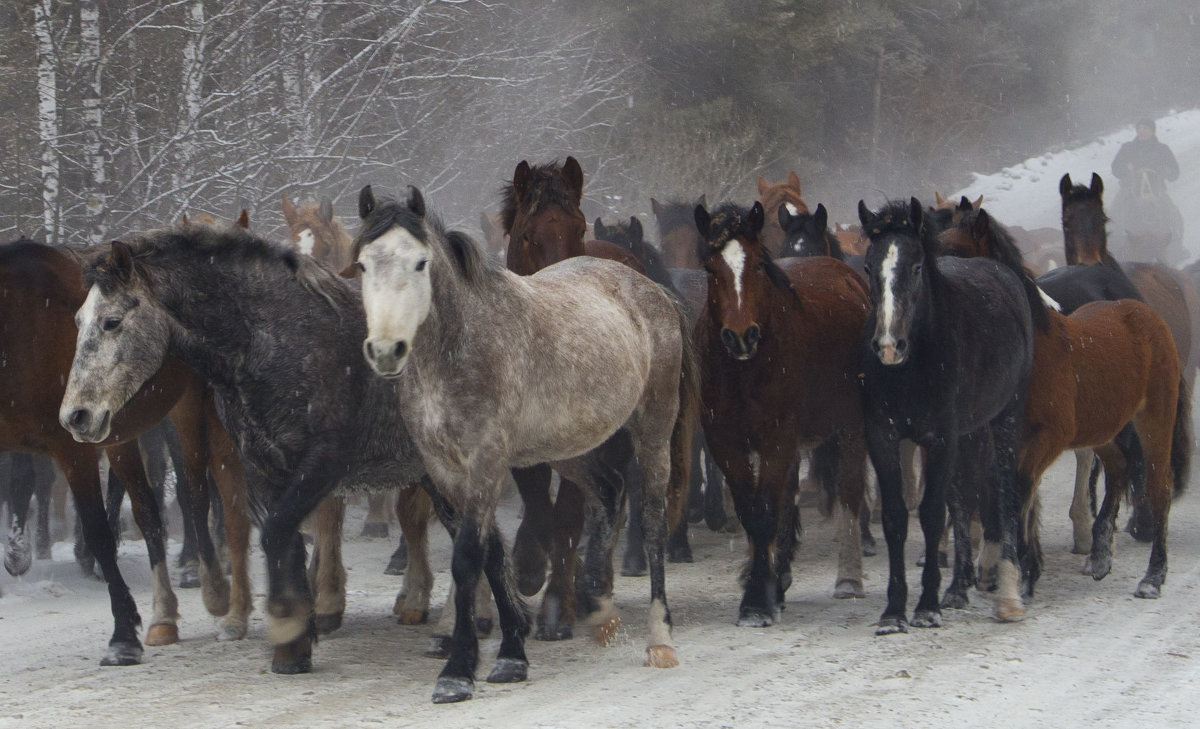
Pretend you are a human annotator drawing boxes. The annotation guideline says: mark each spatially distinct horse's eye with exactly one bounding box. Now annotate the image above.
[912,263,923,276]
[102,317,122,332]
[415,259,427,272]
[355,261,366,272]
[863,263,872,274]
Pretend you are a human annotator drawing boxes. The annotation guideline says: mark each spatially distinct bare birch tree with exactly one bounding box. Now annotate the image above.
[33,0,59,244]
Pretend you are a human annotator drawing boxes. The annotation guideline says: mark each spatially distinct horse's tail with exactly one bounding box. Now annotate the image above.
[1171,372,1192,500]
[666,293,700,533]
[809,439,840,518]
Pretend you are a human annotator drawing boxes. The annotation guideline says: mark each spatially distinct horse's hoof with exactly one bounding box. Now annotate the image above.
[861,536,878,558]
[314,612,343,635]
[475,617,494,637]
[667,543,694,564]
[360,522,389,539]
[535,620,574,641]
[1135,581,1162,599]
[432,676,474,704]
[1089,553,1112,581]
[1071,541,1090,555]
[271,637,313,674]
[621,553,647,577]
[911,609,943,628]
[217,618,248,641]
[645,644,679,668]
[994,598,1026,622]
[875,616,908,635]
[4,550,31,577]
[424,635,452,659]
[384,548,408,576]
[834,580,865,599]
[592,615,621,646]
[177,562,201,589]
[398,609,428,625]
[735,608,774,628]
[101,641,143,666]
[201,577,231,616]
[940,591,969,610]
[145,622,179,646]
[1125,511,1155,543]
[486,657,529,684]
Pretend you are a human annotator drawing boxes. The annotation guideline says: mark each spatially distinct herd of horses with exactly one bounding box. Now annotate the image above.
[1,156,1196,704]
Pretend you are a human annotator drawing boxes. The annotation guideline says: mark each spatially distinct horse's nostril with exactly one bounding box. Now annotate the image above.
[896,338,908,353]
[394,341,407,359]
[745,324,761,346]
[871,339,882,353]
[365,341,376,359]
[68,407,91,432]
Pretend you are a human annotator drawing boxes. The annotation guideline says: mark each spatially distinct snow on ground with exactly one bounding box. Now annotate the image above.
[954,107,1200,263]
[5,119,1200,728]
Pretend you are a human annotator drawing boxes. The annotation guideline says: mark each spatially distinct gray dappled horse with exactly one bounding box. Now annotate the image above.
[354,186,697,703]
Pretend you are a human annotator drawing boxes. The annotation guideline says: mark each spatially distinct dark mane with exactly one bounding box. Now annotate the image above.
[499,160,581,236]
[865,199,935,245]
[952,208,1051,332]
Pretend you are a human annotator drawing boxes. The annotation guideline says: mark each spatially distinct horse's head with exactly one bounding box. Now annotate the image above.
[860,198,935,366]
[281,194,354,270]
[354,185,436,378]
[778,202,831,258]
[61,238,173,443]
[502,157,587,275]
[479,210,507,260]
[695,200,791,361]
[1060,172,1109,265]
[936,197,993,258]
[652,195,705,269]
[757,172,808,255]
[593,215,645,254]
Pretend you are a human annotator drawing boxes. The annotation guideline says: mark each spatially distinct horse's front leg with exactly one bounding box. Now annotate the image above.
[989,405,1029,622]
[866,423,907,634]
[942,433,984,610]
[912,438,955,628]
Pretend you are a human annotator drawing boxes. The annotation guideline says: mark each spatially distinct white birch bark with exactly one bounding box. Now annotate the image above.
[34,0,59,244]
[172,0,206,205]
[80,0,107,245]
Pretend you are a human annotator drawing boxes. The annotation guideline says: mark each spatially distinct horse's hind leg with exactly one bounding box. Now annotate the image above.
[393,485,433,624]
[1133,413,1175,598]
[1069,450,1097,555]
[536,479,584,640]
[205,406,253,641]
[510,463,553,595]
[169,398,230,615]
[1087,444,1129,581]
[635,437,678,668]
[34,455,54,560]
[361,492,391,538]
[941,434,982,610]
[827,437,867,599]
[4,453,36,577]
[621,465,648,576]
[107,440,180,646]
[310,495,347,635]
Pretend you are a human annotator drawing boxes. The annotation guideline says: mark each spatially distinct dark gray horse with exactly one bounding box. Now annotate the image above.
[355,186,697,703]
[59,222,434,674]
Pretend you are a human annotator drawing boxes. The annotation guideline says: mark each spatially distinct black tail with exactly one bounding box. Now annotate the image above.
[1171,374,1192,499]
[810,438,840,518]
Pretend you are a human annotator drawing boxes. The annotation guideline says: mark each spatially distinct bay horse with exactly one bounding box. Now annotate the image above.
[940,207,1190,599]
[0,238,251,664]
[756,172,808,256]
[1054,172,1198,540]
[858,198,1034,631]
[2,452,55,578]
[502,157,693,637]
[778,202,845,261]
[652,196,706,269]
[58,222,436,676]
[694,200,870,625]
[356,185,697,702]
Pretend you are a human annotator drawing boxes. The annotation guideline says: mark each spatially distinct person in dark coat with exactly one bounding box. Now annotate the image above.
[1109,117,1185,263]
[1111,118,1180,196]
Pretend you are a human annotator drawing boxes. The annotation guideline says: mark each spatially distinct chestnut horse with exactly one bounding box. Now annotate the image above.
[652,196,706,269]
[756,172,808,256]
[1,239,251,665]
[940,207,1190,600]
[502,158,692,638]
[694,200,870,625]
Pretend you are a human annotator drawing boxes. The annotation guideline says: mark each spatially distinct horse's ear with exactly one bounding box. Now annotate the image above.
[934,191,947,206]
[593,217,606,240]
[814,203,828,231]
[513,160,531,199]
[957,196,972,212]
[749,201,765,235]
[181,212,190,226]
[1090,172,1104,197]
[696,194,707,209]
[358,185,377,220]
[563,156,584,203]
[858,200,873,228]
[406,186,426,218]
[110,240,135,282]
[281,192,297,224]
[338,262,361,279]
[757,176,769,196]
[319,198,334,223]
[788,171,801,194]
[236,209,250,229]
[972,195,983,210]
[973,208,992,239]
[1059,173,1073,198]
[909,197,925,233]
[650,198,662,217]
[694,204,711,238]
[777,201,795,230]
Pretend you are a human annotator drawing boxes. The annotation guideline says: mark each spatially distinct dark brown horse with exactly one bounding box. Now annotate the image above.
[502,157,693,639]
[0,239,251,664]
[756,172,808,256]
[940,207,1190,600]
[651,196,706,269]
[694,200,870,625]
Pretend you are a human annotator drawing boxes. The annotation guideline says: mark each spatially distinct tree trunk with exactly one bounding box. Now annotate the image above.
[34,0,60,244]
[80,0,107,245]
[172,0,206,210]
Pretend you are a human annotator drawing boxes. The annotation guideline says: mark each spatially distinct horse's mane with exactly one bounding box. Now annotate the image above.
[953,209,1051,333]
[499,160,581,236]
[355,193,500,290]
[701,203,795,295]
[86,225,347,310]
[653,199,699,237]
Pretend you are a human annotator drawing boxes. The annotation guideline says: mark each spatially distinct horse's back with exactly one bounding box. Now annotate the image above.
[1036,263,1143,314]
[1123,261,1196,374]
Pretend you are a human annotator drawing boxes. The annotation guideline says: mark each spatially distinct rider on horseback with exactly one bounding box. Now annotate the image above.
[1110,117,1185,264]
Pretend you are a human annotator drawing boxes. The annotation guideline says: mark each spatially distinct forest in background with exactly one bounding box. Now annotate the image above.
[0,0,1197,245]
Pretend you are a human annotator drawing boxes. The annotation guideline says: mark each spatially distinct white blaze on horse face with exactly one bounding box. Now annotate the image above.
[721,239,747,309]
[784,202,800,216]
[297,228,315,256]
[359,226,432,375]
[876,242,903,364]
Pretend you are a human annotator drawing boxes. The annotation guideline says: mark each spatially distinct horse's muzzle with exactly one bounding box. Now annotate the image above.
[363,338,408,378]
[721,325,760,361]
[60,405,112,443]
[871,336,908,366]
